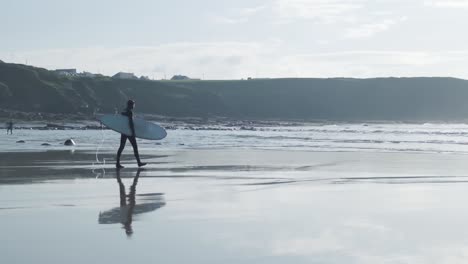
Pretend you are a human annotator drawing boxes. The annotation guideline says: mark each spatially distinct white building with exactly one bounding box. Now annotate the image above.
[55,69,77,76]
[112,72,138,79]
[79,71,96,77]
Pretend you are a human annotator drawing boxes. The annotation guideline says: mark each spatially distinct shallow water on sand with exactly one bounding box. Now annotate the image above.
[3,126,468,263]
[2,148,468,263]
[6,173,468,264]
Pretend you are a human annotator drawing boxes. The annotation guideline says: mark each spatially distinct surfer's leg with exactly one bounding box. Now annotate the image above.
[116,134,127,168]
[129,136,146,167]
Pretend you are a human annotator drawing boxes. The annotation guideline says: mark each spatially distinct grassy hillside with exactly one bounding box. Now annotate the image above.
[186,78,468,121]
[2,61,468,121]
[0,62,226,118]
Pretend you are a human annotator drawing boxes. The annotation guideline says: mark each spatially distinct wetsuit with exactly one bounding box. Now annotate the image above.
[116,109,142,166]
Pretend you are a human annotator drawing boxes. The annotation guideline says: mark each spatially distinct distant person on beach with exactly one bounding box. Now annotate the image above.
[6,120,13,135]
[116,99,146,168]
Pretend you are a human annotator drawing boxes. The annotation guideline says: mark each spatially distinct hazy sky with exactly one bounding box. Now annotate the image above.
[2,0,468,79]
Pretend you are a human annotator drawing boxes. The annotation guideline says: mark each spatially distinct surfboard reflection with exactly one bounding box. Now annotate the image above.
[98,168,166,237]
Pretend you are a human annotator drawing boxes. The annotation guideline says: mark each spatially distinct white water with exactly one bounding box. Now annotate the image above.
[3,123,468,154]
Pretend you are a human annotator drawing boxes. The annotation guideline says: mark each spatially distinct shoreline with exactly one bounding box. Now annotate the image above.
[3,109,468,127]
[2,148,468,184]
[3,119,468,133]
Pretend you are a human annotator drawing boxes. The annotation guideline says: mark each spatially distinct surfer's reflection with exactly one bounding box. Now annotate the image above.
[118,168,138,235]
[98,169,166,237]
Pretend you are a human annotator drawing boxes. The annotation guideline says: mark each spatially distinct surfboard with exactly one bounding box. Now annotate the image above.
[99,114,167,140]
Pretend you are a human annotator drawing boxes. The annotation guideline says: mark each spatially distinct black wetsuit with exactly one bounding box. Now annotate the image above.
[116,109,142,165]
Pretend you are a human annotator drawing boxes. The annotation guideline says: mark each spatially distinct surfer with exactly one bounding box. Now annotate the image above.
[6,120,13,135]
[116,100,147,168]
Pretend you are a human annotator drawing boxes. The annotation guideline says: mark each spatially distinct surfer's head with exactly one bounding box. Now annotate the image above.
[127,99,135,110]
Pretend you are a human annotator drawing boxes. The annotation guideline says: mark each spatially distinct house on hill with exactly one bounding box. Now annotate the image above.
[78,71,97,78]
[171,75,190,81]
[113,72,138,79]
[55,69,77,76]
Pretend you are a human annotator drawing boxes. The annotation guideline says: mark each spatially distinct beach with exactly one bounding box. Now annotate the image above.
[5,0,468,262]
[2,126,468,263]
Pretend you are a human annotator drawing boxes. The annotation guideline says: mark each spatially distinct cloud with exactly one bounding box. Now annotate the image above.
[4,43,468,79]
[211,16,249,24]
[239,6,267,16]
[273,0,364,24]
[272,50,468,78]
[0,42,274,80]
[424,0,468,8]
[211,5,266,24]
[344,17,408,38]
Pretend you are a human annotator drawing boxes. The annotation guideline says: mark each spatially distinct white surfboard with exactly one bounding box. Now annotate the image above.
[99,114,167,140]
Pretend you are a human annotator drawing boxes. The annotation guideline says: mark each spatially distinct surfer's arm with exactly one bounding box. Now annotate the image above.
[128,112,136,137]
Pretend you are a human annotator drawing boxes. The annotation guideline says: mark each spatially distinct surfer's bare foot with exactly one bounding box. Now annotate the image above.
[116,164,125,169]
[138,162,147,167]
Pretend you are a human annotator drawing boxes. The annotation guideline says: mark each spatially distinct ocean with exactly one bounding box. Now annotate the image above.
[3,122,468,154]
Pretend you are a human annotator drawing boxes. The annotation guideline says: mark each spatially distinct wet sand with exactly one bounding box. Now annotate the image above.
[2,149,468,263]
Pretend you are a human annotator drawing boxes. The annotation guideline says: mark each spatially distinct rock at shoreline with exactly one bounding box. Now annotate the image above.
[41,143,51,146]
[16,140,25,143]
[64,139,76,146]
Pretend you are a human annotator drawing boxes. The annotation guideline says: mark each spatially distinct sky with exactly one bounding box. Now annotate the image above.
[2,0,468,79]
